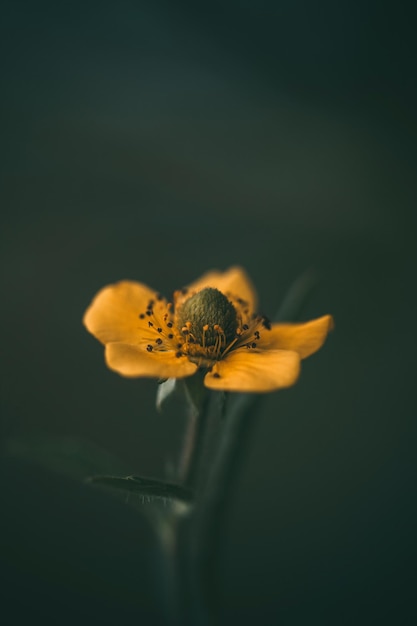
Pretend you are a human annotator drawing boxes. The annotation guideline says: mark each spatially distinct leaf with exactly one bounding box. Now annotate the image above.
[275,268,318,322]
[87,474,194,505]
[4,435,128,481]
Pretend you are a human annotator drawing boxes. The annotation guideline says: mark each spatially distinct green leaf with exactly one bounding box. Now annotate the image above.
[87,474,194,505]
[275,268,318,322]
[4,435,128,481]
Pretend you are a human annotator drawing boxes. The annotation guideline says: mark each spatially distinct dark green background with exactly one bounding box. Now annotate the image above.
[1,1,416,624]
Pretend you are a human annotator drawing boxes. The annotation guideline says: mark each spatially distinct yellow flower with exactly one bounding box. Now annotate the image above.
[83,266,333,393]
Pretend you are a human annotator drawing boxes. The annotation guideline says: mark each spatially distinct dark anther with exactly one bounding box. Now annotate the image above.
[177,343,182,349]
[157,327,162,333]
[262,316,271,330]
[167,322,173,328]
[251,342,257,348]
[147,300,154,308]
[156,293,163,301]
[156,338,163,345]
[139,313,145,319]
[242,324,249,331]
[146,310,152,316]
[213,372,221,378]
[254,331,260,339]
[148,321,153,327]
[168,333,174,339]
[175,351,182,358]
[146,345,153,352]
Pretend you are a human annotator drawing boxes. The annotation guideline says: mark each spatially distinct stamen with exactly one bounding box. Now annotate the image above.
[220,336,239,358]
[213,325,226,357]
[262,316,271,330]
[138,295,178,351]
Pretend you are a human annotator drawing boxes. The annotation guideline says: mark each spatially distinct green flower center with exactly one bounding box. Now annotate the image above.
[177,288,238,347]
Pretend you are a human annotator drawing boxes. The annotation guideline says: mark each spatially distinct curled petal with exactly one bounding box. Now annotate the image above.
[180,266,258,313]
[262,315,334,359]
[105,343,198,379]
[83,281,163,345]
[204,349,300,393]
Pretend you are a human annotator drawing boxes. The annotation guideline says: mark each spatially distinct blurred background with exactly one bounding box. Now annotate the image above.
[1,1,416,624]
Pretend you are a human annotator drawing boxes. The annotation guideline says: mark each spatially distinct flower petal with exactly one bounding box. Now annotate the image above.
[204,349,300,393]
[105,343,198,379]
[181,266,258,313]
[262,314,334,359]
[83,281,163,345]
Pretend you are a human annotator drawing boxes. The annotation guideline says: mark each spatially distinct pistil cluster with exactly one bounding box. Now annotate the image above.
[137,286,271,369]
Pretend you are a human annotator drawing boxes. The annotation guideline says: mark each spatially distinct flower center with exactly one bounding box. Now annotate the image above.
[177,288,238,349]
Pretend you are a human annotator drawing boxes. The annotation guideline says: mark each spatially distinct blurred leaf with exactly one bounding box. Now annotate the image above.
[88,474,194,505]
[4,435,128,481]
[275,268,319,322]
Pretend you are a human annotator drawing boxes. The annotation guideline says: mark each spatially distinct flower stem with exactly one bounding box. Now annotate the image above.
[184,269,320,620]
[166,372,213,625]
[188,392,259,620]
[177,371,210,489]
[164,270,319,624]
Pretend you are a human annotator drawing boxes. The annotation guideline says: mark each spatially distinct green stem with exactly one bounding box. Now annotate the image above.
[161,271,319,624]
[177,371,210,489]
[186,269,320,620]
[161,371,212,625]
[188,393,259,621]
